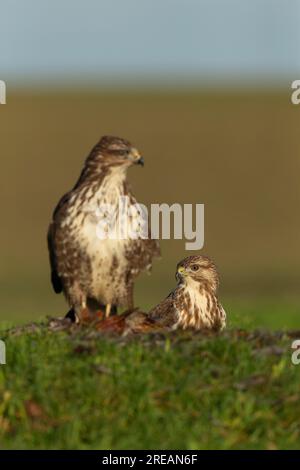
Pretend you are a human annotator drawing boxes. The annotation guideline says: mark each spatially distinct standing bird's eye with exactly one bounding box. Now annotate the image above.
[109,147,130,156]
[191,265,199,272]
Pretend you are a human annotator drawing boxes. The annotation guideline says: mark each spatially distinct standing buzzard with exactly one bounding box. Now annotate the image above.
[96,255,226,334]
[47,136,160,322]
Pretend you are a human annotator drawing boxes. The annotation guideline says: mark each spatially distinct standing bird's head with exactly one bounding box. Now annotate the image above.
[85,135,144,172]
[176,255,220,292]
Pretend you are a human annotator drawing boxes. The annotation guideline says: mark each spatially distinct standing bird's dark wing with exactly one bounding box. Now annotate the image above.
[47,222,62,294]
[47,190,73,294]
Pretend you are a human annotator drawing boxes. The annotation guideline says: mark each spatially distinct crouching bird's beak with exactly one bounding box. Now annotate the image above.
[176,266,186,281]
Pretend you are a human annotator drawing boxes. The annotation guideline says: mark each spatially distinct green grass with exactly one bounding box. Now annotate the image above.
[0,316,299,450]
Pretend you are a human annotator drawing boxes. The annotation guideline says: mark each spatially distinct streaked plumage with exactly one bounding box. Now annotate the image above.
[47,135,160,321]
[148,255,226,331]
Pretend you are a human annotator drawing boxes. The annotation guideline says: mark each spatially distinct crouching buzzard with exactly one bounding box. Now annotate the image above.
[149,255,226,331]
[47,136,160,322]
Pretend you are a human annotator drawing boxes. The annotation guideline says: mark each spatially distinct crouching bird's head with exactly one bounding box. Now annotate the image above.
[176,255,220,292]
[87,135,144,171]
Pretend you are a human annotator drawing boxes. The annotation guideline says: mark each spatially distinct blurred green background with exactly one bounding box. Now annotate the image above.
[0,88,299,328]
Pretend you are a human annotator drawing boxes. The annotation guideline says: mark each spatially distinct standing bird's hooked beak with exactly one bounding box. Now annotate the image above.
[137,156,144,166]
[130,148,144,166]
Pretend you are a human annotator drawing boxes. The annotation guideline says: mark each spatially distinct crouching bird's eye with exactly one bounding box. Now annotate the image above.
[191,265,199,272]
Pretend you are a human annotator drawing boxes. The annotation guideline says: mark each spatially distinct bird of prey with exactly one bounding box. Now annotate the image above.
[47,135,160,322]
[148,255,226,331]
[96,254,226,334]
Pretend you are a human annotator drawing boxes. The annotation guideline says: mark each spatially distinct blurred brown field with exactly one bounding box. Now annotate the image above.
[0,89,299,325]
